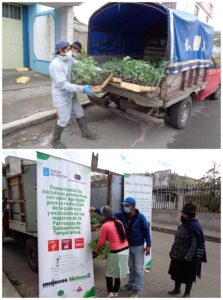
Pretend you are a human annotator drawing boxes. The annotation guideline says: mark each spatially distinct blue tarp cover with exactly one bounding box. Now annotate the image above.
[88,3,214,73]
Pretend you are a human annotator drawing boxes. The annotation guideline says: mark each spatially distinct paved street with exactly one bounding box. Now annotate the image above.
[3,231,220,298]
[3,97,221,149]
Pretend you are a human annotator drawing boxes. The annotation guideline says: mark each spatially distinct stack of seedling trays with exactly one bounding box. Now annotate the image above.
[71,57,112,92]
[102,57,165,94]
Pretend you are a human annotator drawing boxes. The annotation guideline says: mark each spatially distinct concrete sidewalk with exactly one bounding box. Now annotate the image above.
[2,272,21,298]
[152,222,221,243]
[2,70,89,136]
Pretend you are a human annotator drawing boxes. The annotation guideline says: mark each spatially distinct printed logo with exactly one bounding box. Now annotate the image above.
[43,167,50,176]
[57,290,64,297]
[61,239,72,250]
[74,174,81,180]
[74,238,84,249]
[43,278,67,288]
[48,240,59,252]
[69,273,91,282]
[77,286,83,292]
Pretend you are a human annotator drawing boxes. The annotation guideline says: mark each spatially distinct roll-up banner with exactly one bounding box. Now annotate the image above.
[37,152,94,298]
[124,173,153,269]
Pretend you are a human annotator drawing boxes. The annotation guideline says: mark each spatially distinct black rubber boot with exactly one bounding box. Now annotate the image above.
[168,281,181,295]
[76,117,97,139]
[182,282,193,298]
[50,124,66,148]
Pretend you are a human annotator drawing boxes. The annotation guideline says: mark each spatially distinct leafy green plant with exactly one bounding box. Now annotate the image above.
[71,57,109,85]
[101,57,166,86]
[91,212,101,226]
[205,191,221,213]
[89,238,110,260]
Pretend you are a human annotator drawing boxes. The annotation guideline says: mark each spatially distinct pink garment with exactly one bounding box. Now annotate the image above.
[97,220,129,251]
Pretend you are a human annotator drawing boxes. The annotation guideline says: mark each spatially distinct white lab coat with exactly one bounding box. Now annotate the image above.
[49,55,85,126]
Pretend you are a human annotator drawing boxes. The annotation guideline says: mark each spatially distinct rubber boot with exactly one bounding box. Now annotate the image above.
[182,282,193,298]
[50,124,66,149]
[168,281,181,295]
[76,117,97,139]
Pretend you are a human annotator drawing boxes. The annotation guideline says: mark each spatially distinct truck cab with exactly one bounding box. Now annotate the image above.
[197,58,221,101]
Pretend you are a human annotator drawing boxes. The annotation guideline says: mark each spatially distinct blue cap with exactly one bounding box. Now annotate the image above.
[53,40,70,55]
[122,197,136,206]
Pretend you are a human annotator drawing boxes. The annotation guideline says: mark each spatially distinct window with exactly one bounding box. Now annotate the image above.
[2,3,21,20]
[162,2,177,9]
[194,5,199,16]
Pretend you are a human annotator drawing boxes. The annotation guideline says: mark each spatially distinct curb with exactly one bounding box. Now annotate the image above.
[3,272,21,298]
[3,109,57,136]
[152,226,221,243]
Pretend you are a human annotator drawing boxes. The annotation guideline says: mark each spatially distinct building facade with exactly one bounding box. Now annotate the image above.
[162,1,214,24]
[2,2,80,74]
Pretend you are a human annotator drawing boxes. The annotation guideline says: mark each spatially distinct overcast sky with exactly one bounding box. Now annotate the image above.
[74,1,222,30]
[2,149,221,179]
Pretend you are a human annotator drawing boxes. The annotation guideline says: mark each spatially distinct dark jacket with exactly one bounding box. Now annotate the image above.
[170,219,207,278]
[170,224,197,261]
[96,208,151,247]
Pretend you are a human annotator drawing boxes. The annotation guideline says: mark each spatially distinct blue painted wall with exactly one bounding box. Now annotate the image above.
[28,4,61,75]
[22,5,29,67]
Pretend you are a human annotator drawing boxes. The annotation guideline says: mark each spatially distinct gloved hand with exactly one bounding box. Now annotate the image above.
[83,85,94,95]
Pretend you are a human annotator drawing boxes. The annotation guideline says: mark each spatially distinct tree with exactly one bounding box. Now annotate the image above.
[200,162,221,213]
[200,161,221,185]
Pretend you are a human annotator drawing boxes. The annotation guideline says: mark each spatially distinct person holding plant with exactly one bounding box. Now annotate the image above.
[49,40,97,149]
[90,197,151,298]
[98,206,129,298]
[168,203,207,298]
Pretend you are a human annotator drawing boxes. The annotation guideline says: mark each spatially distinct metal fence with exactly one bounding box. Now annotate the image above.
[153,185,179,210]
[153,183,221,213]
[183,183,221,213]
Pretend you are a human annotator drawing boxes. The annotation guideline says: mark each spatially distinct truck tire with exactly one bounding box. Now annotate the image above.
[26,238,38,273]
[210,85,221,100]
[169,96,192,129]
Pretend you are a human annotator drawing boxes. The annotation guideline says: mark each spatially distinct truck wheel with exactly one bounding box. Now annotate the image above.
[210,85,221,100]
[169,97,192,129]
[26,238,38,273]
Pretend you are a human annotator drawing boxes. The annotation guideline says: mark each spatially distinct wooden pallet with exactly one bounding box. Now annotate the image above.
[111,76,122,83]
[120,81,160,93]
[109,77,160,94]
[92,73,113,92]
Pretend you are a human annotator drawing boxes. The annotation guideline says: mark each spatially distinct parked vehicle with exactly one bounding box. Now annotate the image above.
[87,2,221,129]
[2,156,38,272]
[2,156,124,272]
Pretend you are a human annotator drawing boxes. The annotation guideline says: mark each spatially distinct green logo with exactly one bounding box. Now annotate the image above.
[37,152,50,160]
[57,290,64,297]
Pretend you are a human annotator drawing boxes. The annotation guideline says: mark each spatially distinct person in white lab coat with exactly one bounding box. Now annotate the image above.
[49,40,97,149]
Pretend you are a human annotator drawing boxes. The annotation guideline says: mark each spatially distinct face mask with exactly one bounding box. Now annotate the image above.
[181,216,187,223]
[124,206,131,214]
[66,51,73,58]
[72,52,80,58]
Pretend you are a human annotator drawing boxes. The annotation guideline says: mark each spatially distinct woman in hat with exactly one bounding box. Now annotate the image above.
[168,203,207,297]
[97,206,129,297]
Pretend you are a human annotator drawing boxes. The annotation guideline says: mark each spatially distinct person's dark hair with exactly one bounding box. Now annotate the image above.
[103,217,126,242]
[114,220,126,242]
[182,203,197,219]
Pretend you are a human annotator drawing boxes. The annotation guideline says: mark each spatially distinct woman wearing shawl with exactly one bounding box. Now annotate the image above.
[168,203,207,297]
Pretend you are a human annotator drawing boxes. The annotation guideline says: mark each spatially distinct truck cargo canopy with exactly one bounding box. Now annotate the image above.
[88,2,214,73]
